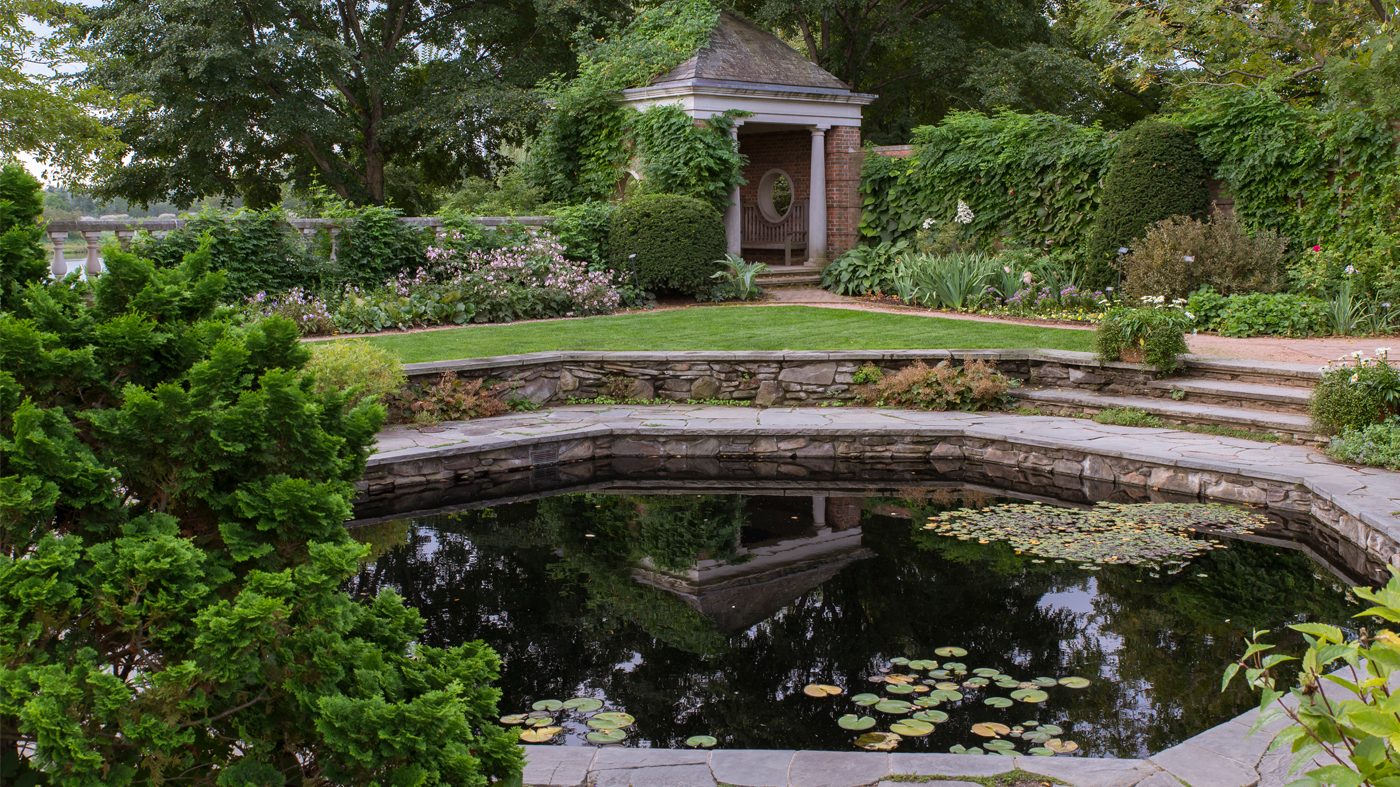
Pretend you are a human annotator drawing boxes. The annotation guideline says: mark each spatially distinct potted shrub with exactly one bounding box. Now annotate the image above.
[1094,297,1194,373]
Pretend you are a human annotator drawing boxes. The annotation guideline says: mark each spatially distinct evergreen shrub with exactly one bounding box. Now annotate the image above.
[552,202,619,267]
[0,163,51,303]
[132,207,326,299]
[1087,122,1209,286]
[608,193,725,296]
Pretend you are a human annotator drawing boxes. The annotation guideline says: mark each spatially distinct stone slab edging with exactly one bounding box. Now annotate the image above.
[365,406,1400,571]
[514,702,1294,787]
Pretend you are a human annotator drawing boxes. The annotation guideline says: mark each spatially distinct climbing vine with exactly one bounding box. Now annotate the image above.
[629,105,747,212]
[1177,89,1400,294]
[860,111,1117,253]
[525,0,735,206]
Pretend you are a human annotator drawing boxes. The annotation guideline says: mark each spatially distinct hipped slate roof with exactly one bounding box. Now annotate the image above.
[651,10,852,92]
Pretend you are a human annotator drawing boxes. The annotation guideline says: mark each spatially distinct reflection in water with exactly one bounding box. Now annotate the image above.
[347,490,1362,757]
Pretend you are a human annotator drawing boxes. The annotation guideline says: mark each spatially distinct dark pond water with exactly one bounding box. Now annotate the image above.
[347,487,1364,758]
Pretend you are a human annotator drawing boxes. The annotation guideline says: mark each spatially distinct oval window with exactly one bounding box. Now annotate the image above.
[758,169,795,222]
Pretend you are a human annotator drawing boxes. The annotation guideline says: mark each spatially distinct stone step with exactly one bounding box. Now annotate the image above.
[1146,378,1313,414]
[757,273,823,288]
[1181,356,1323,389]
[1010,387,1321,443]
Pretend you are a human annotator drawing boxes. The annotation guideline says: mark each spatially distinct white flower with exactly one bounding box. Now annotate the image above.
[1346,265,1356,275]
[1320,366,1328,373]
[922,217,935,230]
[1185,312,1195,320]
[1353,350,1364,359]
[955,200,975,224]
[1351,373,1360,383]
[1379,348,1391,358]
[1022,271,1034,285]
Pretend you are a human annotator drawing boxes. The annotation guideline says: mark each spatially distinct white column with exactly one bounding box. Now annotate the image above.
[49,232,68,278]
[809,127,828,264]
[812,495,827,527]
[724,124,742,258]
[82,231,103,277]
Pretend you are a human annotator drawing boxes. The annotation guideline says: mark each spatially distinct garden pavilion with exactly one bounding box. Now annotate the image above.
[618,11,876,267]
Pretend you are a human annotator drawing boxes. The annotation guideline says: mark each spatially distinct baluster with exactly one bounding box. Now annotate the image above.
[115,229,136,250]
[49,232,68,277]
[82,231,103,277]
[328,227,341,262]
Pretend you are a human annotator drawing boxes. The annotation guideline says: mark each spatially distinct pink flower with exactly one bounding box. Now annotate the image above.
[1312,245,1321,252]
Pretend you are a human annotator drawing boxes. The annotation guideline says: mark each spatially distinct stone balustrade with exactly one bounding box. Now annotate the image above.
[41,214,555,278]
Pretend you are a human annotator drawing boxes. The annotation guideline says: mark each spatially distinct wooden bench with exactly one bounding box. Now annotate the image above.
[741,201,808,265]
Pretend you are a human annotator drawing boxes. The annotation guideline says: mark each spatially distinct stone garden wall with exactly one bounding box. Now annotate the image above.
[402,349,1163,406]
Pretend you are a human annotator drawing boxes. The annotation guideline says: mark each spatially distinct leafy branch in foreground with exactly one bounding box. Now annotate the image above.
[1224,569,1400,787]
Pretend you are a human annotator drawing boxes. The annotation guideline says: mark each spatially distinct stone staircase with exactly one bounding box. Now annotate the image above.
[756,263,823,288]
[1011,356,1324,443]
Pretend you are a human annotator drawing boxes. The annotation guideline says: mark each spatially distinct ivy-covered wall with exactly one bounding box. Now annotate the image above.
[859,95,1400,280]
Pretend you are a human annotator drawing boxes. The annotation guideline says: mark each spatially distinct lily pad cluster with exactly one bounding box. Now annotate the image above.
[500,697,638,744]
[806,651,1090,754]
[924,502,1268,567]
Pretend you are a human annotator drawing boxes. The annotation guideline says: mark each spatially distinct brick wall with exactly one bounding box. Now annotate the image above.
[825,126,863,261]
[738,129,813,265]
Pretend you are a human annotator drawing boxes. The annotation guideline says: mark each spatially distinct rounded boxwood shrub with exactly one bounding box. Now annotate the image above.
[1087,122,1209,287]
[608,193,726,296]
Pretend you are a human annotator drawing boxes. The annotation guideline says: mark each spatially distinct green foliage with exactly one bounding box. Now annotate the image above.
[821,240,910,295]
[0,163,49,306]
[306,340,407,410]
[1325,416,1400,469]
[1094,304,1193,373]
[79,0,592,206]
[0,247,521,782]
[333,286,477,333]
[552,202,621,267]
[1209,292,1331,338]
[854,359,1019,411]
[1121,211,1287,301]
[1180,89,1400,293]
[1224,567,1400,787]
[1087,122,1209,287]
[335,205,432,289]
[526,0,722,205]
[1310,354,1400,435]
[861,112,1116,253]
[708,253,769,301]
[386,373,509,426]
[132,207,326,299]
[608,193,726,296]
[630,105,748,212]
[439,171,548,218]
[1093,407,1165,428]
[636,495,748,571]
[902,252,997,311]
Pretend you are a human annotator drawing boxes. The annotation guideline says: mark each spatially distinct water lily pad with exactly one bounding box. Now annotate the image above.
[912,685,930,693]
[984,697,1013,708]
[963,677,990,687]
[1011,689,1049,703]
[526,716,556,727]
[971,722,1010,737]
[890,657,910,665]
[1058,677,1091,689]
[913,697,942,708]
[804,684,844,697]
[942,662,967,671]
[500,714,528,725]
[874,699,914,714]
[934,646,968,657]
[973,668,1000,677]
[527,711,554,719]
[909,659,939,670]
[927,670,950,678]
[885,684,915,695]
[995,680,1020,689]
[1038,724,1064,736]
[586,729,627,744]
[934,682,960,691]
[563,698,604,712]
[839,714,877,731]
[1046,739,1079,754]
[852,693,881,706]
[588,712,635,730]
[913,710,949,723]
[984,740,1016,752]
[532,699,564,711]
[929,689,963,702]
[854,731,902,751]
[949,744,967,754]
[686,735,718,748]
[1023,721,1039,728]
[520,727,562,743]
[890,719,935,736]
[1033,677,1058,687]
[1029,747,1055,756]
[885,674,914,685]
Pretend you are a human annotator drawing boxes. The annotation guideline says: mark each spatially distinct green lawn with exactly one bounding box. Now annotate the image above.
[342,305,1093,364]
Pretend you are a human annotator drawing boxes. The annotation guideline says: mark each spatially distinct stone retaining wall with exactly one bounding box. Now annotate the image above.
[403,349,1167,406]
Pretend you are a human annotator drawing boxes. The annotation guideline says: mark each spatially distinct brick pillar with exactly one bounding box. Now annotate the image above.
[825,126,864,262]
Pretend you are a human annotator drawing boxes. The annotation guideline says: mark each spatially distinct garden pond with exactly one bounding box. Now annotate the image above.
[347,474,1372,759]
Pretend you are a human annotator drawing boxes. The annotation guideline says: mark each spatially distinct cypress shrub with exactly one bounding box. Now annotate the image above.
[608,193,725,296]
[0,163,49,301]
[1087,122,1209,287]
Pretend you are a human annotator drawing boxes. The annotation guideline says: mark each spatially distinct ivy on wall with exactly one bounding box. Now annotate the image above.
[525,0,744,209]
[1178,89,1400,293]
[860,111,1117,253]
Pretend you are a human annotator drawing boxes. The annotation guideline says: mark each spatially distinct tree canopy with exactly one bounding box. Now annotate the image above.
[75,0,625,209]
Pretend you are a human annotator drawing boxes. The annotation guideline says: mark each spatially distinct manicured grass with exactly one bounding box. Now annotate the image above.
[342,305,1094,364]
